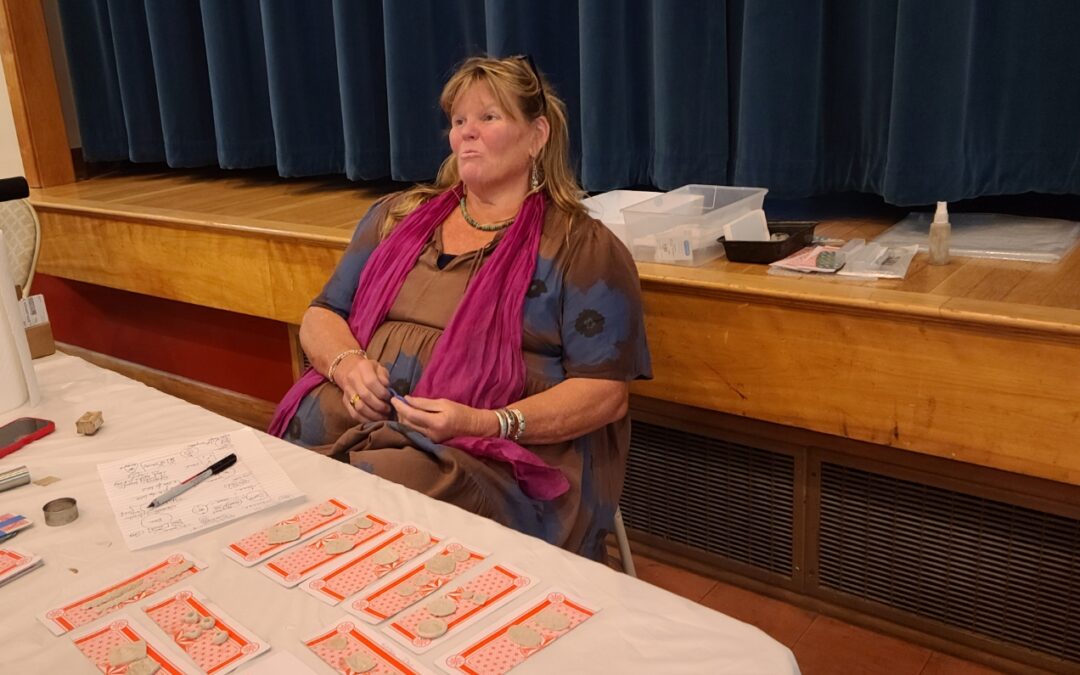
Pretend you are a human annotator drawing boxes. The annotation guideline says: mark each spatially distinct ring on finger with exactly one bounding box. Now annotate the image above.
[349,393,361,407]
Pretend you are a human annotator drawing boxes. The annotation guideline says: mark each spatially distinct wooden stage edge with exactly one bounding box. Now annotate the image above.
[30,170,1080,491]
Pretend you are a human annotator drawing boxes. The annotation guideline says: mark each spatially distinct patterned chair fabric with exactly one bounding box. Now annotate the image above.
[0,198,40,298]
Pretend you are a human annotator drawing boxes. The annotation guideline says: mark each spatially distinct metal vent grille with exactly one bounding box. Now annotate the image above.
[621,420,795,575]
[819,463,1080,661]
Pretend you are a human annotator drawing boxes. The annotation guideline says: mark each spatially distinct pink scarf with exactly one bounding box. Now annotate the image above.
[269,186,569,500]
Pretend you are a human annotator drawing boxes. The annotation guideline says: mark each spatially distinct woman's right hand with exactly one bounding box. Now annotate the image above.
[334,355,392,423]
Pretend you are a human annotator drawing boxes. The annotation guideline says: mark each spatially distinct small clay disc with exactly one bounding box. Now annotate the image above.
[424,555,456,576]
[318,502,337,516]
[507,624,541,648]
[108,640,147,667]
[533,608,570,631]
[426,597,457,617]
[326,634,348,651]
[372,548,399,566]
[266,522,301,544]
[211,630,229,645]
[451,548,471,562]
[416,618,448,639]
[127,658,161,675]
[198,615,216,630]
[353,516,374,529]
[396,584,417,597]
[344,651,376,673]
[323,538,355,555]
[402,531,431,549]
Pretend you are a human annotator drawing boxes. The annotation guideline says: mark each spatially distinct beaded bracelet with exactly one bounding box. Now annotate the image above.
[326,348,366,385]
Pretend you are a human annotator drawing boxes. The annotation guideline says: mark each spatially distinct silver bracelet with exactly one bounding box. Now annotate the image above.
[508,408,526,442]
[494,408,509,439]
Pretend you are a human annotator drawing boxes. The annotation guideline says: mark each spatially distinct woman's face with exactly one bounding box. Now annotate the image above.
[449,81,545,194]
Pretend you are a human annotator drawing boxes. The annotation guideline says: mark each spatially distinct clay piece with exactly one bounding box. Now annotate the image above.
[76,410,105,436]
[182,610,199,624]
[127,658,161,675]
[326,634,348,651]
[507,624,542,648]
[353,516,374,529]
[339,521,359,535]
[266,523,301,544]
[424,555,456,576]
[182,627,202,640]
[198,615,216,630]
[108,640,147,667]
[451,548,471,562]
[371,549,399,566]
[323,538,355,555]
[416,618,448,639]
[402,531,431,549]
[396,584,417,597]
[426,597,457,617]
[472,593,489,605]
[460,590,474,600]
[533,608,571,632]
[318,502,337,516]
[211,630,229,646]
[344,652,376,673]
[157,560,195,581]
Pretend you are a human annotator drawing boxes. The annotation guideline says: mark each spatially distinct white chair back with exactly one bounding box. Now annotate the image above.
[0,198,41,299]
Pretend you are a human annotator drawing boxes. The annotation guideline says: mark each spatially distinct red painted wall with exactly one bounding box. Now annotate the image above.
[33,274,294,402]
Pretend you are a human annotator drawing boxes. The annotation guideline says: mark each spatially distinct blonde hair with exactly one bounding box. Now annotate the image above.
[381,55,587,237]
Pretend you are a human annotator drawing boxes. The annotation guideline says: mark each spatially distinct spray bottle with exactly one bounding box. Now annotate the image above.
[928,201,950,265]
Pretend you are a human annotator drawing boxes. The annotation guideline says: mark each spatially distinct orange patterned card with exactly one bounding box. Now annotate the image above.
[259,512,393,587]
[223,498,360,566]
[385,564,535,654]
[142,586,270,674]
[37,551,206,636]
[347,542,487,624]
[72,613,189,675]
[437,590,597,675]
[0,546,41,587]
[303,617,433,675]
[302,524,441,605]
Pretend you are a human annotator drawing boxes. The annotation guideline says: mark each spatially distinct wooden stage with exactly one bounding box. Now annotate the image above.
[31,169,1080,491]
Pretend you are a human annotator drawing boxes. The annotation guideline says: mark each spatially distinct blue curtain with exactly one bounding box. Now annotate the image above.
[57,1,1080,205]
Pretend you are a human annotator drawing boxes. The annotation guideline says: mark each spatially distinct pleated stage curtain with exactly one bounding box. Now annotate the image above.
[57,1,1080,205]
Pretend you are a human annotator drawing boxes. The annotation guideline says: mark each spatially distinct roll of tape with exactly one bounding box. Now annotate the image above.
[0,465,30,493]
[43,497,78,526]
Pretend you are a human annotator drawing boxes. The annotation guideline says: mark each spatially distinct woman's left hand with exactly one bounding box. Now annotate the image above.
[391,396,494,443]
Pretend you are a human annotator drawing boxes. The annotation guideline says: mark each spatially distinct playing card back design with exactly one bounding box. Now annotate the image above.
[387,565,534,653]
[350,543,486,623]
[224,498,358,566]
[143,587,269,674]
[304,618,430,675]
[40,552,205,635]
[439,591,596,675]
[304,525,440,605]
[73,618,186,675]
[260,513,392,586]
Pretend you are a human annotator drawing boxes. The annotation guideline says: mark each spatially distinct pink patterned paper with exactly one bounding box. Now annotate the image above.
[261,513,392,586]
[224,498,358,566]
[350,543,486,623]
[73,618,186,675]
[304,525,440,605]
[38,552,205,636]
[387,565,533,653]
[304,618,430,675]
[143,587,268,674]
[439,591,596,675]
[0,547,29,577]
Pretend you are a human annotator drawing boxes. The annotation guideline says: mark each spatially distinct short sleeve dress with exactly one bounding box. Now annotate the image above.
[283,196,652,559]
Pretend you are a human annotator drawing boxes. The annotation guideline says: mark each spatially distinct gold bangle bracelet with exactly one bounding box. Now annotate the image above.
[326,348,366,385]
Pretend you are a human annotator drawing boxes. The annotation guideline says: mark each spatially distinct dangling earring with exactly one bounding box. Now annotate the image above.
[530,157,540,191]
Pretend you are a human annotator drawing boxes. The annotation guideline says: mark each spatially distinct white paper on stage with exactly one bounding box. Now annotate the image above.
[0,231,39,413]
[98,427,304,550]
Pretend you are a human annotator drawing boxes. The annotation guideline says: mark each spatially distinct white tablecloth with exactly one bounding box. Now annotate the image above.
[0,354,799,673]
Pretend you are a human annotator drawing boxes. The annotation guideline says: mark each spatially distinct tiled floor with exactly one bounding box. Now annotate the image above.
[624,552,1007,675]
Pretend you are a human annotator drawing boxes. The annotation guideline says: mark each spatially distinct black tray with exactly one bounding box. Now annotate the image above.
[719,221,818,264]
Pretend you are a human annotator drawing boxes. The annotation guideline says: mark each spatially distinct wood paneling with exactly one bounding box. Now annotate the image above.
[0,0,73,186]
[29,169,1080,488]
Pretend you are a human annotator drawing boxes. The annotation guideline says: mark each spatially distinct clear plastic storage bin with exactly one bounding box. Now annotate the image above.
[622,185,768,266]
[583,189,662,249]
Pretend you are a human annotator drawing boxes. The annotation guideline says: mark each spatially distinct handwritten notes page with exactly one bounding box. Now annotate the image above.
[98,428,304,550]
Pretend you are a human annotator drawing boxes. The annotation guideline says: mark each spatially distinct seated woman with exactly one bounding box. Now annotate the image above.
[269,55,651,560]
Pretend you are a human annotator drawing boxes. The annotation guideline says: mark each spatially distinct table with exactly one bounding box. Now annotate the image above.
[0,353,799,673]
